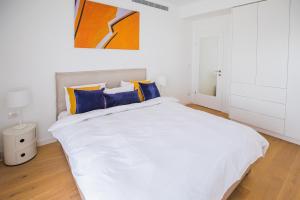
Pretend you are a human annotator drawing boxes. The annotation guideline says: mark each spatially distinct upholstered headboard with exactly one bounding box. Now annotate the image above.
[55,68,147,116]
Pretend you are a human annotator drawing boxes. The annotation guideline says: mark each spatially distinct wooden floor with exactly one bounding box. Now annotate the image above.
[0,142,80,200]
[1,105,300,200]
[186,104,229,118]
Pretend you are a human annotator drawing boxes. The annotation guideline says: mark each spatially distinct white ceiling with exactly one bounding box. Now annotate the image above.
[162,0,203,6]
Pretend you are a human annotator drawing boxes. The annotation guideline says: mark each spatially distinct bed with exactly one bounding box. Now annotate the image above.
[49,69,269,200]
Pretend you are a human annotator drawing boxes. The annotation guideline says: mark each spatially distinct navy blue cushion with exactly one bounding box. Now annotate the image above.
[139,82,160,101]
[104,90,140,108]
[74,88,106,114]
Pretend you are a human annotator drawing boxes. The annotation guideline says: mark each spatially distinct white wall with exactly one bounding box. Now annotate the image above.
[0,0,191,151]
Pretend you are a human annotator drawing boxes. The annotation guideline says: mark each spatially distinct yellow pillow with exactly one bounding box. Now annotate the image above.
[130,80,151,101]
[67,86,101,114]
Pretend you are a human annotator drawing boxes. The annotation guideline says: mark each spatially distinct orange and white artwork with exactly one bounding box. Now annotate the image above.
[74,0,140,50]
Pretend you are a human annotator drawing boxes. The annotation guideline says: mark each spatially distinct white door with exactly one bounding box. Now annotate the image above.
[256,0,290,88]
[232,3,258,84]
[192,30,224,111]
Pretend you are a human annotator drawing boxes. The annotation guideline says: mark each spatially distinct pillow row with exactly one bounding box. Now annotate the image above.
[74,89,140,114]
[65,82,133,114]
[65,81,161,114]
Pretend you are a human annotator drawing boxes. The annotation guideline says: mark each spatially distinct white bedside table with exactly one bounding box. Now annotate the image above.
[3,123,37,166]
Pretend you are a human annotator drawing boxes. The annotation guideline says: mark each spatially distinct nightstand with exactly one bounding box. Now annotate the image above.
[3,123,37,166]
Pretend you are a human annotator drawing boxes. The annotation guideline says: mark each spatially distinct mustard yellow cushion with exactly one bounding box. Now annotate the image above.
[67,85,101,115]
[130,80,151,101]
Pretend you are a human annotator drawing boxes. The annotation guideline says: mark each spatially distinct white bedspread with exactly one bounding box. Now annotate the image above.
[49,97,269,200]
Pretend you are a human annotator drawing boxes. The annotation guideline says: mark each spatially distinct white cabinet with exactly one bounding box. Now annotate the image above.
[231,95,286,119]
[231,83,286,104]
[231,4,258,84]
[256,0,290,88]
[230,0,290,135]
[285,0,300,141]
[3,123,37,165]
[230,0,300,143]
[230,108,285,134]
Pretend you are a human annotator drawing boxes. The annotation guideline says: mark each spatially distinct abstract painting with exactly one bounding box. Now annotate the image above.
[74,0,140,50]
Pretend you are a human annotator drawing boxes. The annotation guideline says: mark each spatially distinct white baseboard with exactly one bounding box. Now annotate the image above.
[37,137,57,146]
[231,119,300,146]
[254,127,300,146]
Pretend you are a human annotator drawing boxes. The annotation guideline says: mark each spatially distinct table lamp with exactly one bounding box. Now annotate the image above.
[6,89,31,129]
[156,76,167,96]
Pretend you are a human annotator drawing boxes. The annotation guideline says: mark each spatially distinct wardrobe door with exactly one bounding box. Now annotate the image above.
[231,4,258,84]
[285,0,300,141]
[230,0,289,136]
[256,0,290,88]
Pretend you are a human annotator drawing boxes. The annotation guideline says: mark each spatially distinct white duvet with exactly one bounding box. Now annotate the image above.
[49,97,269,200]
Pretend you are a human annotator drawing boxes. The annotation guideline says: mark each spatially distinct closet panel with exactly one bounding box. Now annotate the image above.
[231,83,286,104]
[231,95,286,119]
[231,4,258,84]
[230,108,285,134]
[285,0,300,141]
[256,0,290,88]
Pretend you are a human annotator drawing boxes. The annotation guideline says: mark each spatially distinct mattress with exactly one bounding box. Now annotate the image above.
[49,97,269,200]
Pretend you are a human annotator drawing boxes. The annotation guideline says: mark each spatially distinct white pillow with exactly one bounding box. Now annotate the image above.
[104,84,134,94]
[120,80,134,87]
[64,83,106,114]
[57,111,70,120]
[121,80,153,86]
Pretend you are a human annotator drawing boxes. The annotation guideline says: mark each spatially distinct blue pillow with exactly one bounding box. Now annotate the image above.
[139,82,160,101]
[104,90,140,108]
[74,88,106,114]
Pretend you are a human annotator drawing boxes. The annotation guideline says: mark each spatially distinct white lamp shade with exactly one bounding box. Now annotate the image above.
[6,89,31,108]
[156,76,167,87]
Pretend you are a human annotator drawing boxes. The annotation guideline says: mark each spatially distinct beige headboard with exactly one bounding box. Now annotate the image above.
[55,68,147,116]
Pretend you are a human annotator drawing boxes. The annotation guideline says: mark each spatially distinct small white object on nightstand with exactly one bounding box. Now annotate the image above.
[3,123,37,166]
[6,89,31,130]
[156,76,167,96]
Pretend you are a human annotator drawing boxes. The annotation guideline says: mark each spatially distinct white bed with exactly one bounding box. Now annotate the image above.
[49,96,268,200]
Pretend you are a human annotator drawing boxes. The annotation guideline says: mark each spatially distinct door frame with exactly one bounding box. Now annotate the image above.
[191,14,231,113]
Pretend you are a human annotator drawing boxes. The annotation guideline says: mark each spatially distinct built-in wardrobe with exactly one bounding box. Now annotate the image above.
[230,0,300,144]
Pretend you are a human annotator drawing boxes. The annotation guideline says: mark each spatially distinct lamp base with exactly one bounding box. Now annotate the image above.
[13,124,27,130]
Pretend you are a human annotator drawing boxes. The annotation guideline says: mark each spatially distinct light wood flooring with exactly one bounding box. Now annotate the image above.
[0,105,300,200]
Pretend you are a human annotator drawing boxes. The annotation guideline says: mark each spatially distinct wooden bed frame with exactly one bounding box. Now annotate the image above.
[55,69,251,200]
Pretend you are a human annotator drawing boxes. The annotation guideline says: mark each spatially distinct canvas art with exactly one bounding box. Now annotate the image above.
[74,0,140,50]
